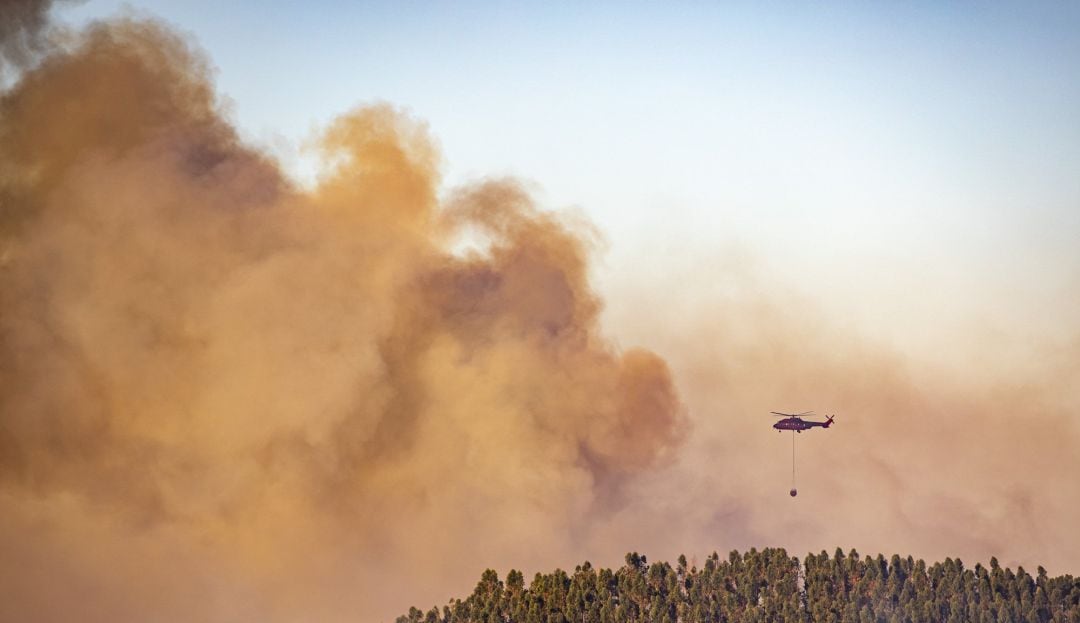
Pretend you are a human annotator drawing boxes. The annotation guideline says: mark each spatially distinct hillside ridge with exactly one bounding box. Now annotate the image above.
[397,548,1080,623]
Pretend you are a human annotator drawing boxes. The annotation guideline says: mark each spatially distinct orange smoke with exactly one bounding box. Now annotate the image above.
[3,10,1079,623]
[600,256,1080,580]
[0,17,684,622]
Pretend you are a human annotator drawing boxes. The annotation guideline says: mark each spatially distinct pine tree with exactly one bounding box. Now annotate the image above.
[397,550,1080,623]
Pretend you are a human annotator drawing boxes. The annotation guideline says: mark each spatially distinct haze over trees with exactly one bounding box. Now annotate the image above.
[397,548,1080,623]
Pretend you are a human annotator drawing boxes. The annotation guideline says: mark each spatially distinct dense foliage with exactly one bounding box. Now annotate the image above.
[396,548,1080,623]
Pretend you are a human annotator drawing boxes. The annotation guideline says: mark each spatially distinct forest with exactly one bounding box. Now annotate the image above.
[396,548,1080,623]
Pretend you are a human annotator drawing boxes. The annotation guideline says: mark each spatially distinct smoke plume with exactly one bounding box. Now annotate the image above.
[600,250,1080,580]
[0,17,684,622]
[0,0,74,76]
[2,12,1079,623]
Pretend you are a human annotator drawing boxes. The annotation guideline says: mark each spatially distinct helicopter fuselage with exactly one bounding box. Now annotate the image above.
[773,417,831,432]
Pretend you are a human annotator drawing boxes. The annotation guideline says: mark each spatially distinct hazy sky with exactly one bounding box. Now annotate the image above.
[3,3,1079,622]
[64,1,1080,356]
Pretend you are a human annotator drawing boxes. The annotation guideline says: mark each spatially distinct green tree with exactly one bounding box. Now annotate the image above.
[396,550,1080,623]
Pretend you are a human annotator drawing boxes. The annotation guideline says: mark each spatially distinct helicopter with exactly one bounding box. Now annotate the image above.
[771,411,835,498]
[771,411,834,433]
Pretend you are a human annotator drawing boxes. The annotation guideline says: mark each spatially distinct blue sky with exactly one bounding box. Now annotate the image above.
[62,1,1080,359]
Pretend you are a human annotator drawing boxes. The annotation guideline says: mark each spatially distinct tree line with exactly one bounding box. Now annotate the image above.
[396,548,1080,623]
